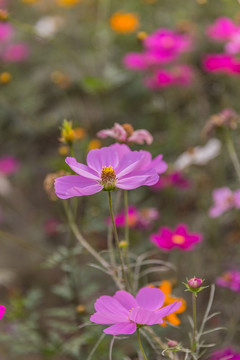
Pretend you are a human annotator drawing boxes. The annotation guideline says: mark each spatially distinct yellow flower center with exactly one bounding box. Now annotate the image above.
[101,166,117,190]
[172,235,185,245]
[122,123,134,137]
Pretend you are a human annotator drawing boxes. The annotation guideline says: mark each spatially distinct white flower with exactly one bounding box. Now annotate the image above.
[35,16,64,39]
[174,138,221,170]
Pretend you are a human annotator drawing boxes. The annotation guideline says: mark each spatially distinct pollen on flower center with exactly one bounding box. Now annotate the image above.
[172,235,185,244]
[100,166,117,190]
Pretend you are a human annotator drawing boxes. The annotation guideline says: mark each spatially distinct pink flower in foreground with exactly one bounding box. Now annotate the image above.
[112,205,159,229]
[0,305,5,320]
[97,123,153,145]
[0,23,13,42]
[206,17,238,42]
[150,224,202,251]
[90,286,181,335]
[209,187,240,218]
[210,348,240,360]
[0,156,20,176]
[2,43,29,63]
[216,270,240,292]
[54,146,159,198]
[203,54,240,75]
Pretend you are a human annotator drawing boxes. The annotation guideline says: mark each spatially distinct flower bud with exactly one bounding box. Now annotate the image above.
[167,340,178,348]
[119,240,128,249]
[187,277,202,289]
[76,304,86,314]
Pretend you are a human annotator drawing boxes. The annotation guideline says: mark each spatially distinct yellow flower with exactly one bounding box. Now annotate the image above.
[137,31,148,41]
[110,11,139,33]
[158,280,186,327]
[58,145,70,156]
[88,139,101,152]
[73,127,86,140]
[0,72,12,84]
[56,0,81,7]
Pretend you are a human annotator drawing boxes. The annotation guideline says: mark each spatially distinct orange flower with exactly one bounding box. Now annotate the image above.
[56,0,81,7]
[159,280,186,327]
[110,11,139,33]
[88,139,101,151]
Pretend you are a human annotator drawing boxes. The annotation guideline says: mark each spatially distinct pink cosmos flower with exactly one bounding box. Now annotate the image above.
[216,270,240,292]
[0,23,13,42]
[144,29,192,59]
[150,224,202,251]
[210,348,240,360]
[0,156,20,176]
[145,65,194,89]
[225,32,240,55]
[97,123,153,145]
[2,43,29,63]
[152,171,190,190]
[206,17,238,42]
[54,146,159,198]
[0,305,5,320]
[90,286,181,335]
[203,54,240,75]
[112,205,159,229]
[209,187,240,218]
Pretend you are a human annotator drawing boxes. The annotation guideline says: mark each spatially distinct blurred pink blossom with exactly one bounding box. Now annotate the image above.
[97,123,153,145]
[110,205,159,229]
[203,54,240,74]
[209,187,240,218]
[206,17,238,42]
[150,224,202,251]
[145,65,194,89]
[0,156,20,176]
[216,271,240,292]
[2,43,29,63]
[210,347,240,360]
[0,23,13,42]
[0,305,5,320]
[152,171,191,190]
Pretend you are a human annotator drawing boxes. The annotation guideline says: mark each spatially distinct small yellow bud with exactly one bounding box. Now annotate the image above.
[58,145,70,156]
[137,31,148,41]
[0,72,12,84]
[88,139,101,152]
[119,240,128,249]
[76,304,86,314]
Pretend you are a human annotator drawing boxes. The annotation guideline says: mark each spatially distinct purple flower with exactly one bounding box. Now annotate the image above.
[203,54,240,75]
[152,171,190,190]
[206,17,238,42]
[0,156,20,176]
[145,65,194,89]
[210,347,240,360]
[90,286,181,335]
[111,205,159,229]
[97,123,153,145]
[187,278,203,289]
[0,23,13,42]
[1,43,29,63]
[216,271,240,292]
[150,224,203,251]
[209,187,240,218]
[54,146,159,198]
[0,305,5,320]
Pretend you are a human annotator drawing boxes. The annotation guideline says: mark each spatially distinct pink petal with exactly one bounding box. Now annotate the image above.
[150,155,168,174]
[90,311,128,325]
[128,129,153,145]
[129,307,162,325]
[117,170,158,190]
[65,157,99,180]
[87,147,119,174]
[94,296,128,315]
[54,175,103,198]
[136,287,165,311]
[113,291,138,310]
[116,152,144,178]
[155,301,181,319]
[0,305,5,320]
[109,143,131,159]
[104,322,137,335]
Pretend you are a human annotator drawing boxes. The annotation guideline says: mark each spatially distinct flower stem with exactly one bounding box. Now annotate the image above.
[192,293,197,352]
[225,129,240,183]
[108,191,128,289]
[124,190,129,246]
[137,328,148,360]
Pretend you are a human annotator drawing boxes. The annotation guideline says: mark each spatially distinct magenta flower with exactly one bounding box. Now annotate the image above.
[216,270,240,292]
[97,123,153,145]
[150,224,203,251]
[112,205,159,229]
[203,54,240,75]
[2,43,29,63]
[209,187,240,218]
[187,278,203,289]
[90,286,181,335]
[54,146,159,198]
[0,23,13,42]
[152,171,190,190]
[145,65,194,89]
[0,305,5,320]
[206,17,238,42]
[210,348,240,360]
[0,156,20,176]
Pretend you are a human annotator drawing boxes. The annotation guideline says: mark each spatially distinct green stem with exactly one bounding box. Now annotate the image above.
[137,328,148,360]
[192,293,197,352]
[124,190,129,246]
[225,129,240,183]
[108,192,128,289]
